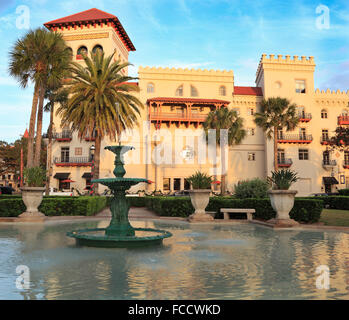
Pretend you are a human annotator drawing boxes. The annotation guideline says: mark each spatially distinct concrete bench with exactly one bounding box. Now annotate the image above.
[220,208,255,221]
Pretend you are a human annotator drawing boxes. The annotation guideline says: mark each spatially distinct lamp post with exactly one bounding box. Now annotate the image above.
[90,145,95,195]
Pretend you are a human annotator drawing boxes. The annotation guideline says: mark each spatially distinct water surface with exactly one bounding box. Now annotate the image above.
[0,220,348,300]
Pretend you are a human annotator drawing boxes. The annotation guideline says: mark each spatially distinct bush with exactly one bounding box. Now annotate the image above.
[338,189,349,196]
[0,196,108,217]
[145,196,323,223]
[234,178,269,199]
[128,197,147,207]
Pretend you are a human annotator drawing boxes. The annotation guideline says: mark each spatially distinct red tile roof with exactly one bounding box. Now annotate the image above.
[234,86,263,96]
[44,8,136,52]
[147,97,230,104]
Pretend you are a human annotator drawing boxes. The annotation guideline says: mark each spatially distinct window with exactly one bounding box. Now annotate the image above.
[323,151,330,165]
[190,85,198,97]
[278,149,285,163]
[247,128,255,136]
[342,109,349,116]
[92,45,103,54]
[278,128,284,139]
[163,178,170,192]
[184,179,190,190]
[299,149,309,160]
[174,178,181,191]
[77,46,88,56]
[295,80,306,94]
[1,175,5,180]
[61,147,70,163]
[300,128,307,139]
[248,153,256,161]
[345,152,349,166]
[219,86,226,96]
[8,175,11,180]
[322,130,329,141]
[175,85,183,97]
[75,147,82,156]
[147,83,155,93]
[321,109,328,119]
[248,108,255,116]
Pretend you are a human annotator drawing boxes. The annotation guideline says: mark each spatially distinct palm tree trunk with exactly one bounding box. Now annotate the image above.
[274,127,279,171]
[27,84,40,168]
[45,105,54,196]
[93,135,101,195]
[34,86,45,167]
[221,146,226,194]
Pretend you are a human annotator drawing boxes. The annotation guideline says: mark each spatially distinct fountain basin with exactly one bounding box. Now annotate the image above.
[67,228,172,248]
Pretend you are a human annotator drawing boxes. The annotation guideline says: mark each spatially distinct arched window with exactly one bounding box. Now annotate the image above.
[92,45,103,55]
[191,85,198,97]
[77,46,88,59]
[175,85,183,97]
[147,83,155,93]
[321,109,328,119]
[219,86,226,96]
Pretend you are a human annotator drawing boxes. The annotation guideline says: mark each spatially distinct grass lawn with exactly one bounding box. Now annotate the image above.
[320,209,349,227]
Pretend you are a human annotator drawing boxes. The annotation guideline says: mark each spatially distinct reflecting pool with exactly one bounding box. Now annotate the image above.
[0,220,349,300]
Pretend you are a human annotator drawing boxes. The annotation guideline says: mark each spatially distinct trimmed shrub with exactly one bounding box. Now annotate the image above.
[234,178,269,199]
[128,197,148,207]
[0,196,108,217]
[338,189,349,196]
[145,196,323,223]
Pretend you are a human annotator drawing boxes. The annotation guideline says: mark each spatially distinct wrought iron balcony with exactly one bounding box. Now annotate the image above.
[278,134,313,144]
[150,112,208,122]
[54,157,93,167]
[338,116,349,125]
[278,158,293,168]
[298,112,312,122]
[55,131,73,142]
[323,160,337,168]
[320,136,332,145]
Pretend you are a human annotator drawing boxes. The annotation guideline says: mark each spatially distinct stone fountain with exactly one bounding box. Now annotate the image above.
[67,146,172,248]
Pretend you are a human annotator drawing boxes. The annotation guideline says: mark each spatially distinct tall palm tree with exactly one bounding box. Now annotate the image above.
[203,107,246,194]
[9,28,70,168]
[56,51,143,194]
[44,87,69,196]
[254,97,299,171]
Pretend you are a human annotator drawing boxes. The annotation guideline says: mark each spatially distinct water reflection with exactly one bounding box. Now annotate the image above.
[0,220,348,300]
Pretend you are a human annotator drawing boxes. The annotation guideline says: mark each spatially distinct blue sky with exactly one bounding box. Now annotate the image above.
[0,0,349,142]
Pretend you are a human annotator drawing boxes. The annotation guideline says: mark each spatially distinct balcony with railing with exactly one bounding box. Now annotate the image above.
[54,157,93,167]
[323,160,337,170]
[55,131,72,142]
[278,134,313,144]
[278,158,293,168]
[320,136,332,145]
[299,112,312,123]
[338,116,349,125]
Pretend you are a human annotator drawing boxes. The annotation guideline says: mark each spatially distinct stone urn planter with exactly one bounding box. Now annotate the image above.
[268,190,299,227]
[19,187,46,222]
[188,190,214,222]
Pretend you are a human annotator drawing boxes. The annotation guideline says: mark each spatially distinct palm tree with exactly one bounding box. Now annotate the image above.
[254,97,299,171]
[44,87,69,196]
[203,107,246,194]
[9,28,70,168]
[56,51,143,194]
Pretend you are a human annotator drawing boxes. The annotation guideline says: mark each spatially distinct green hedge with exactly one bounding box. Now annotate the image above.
[0,196,108,217]
[338,189,349,196]
[144,196,323,223]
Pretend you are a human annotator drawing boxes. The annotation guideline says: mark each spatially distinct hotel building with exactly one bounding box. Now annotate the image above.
[44,8,349,196]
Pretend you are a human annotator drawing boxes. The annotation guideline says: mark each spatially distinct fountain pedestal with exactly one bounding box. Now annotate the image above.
[67,145,172,248]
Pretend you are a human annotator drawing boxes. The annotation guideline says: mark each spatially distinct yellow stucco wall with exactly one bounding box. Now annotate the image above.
[49,23,349,196]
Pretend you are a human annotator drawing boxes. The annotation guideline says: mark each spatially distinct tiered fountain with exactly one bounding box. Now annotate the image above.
[67,146,172,248]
